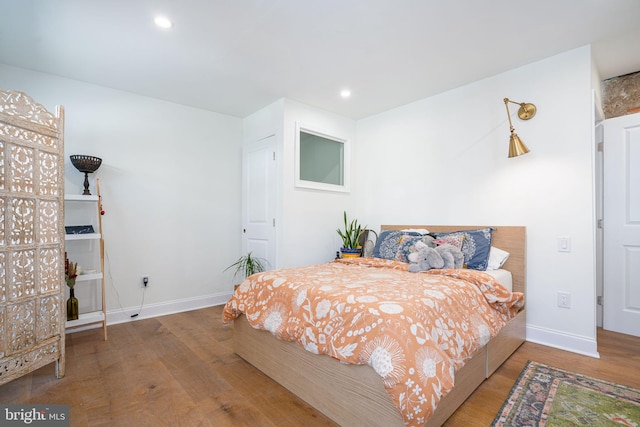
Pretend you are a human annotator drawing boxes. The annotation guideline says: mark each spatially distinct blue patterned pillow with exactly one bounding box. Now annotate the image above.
[433,228,494,270]
[372,230,423,260]
[395,235,427,263]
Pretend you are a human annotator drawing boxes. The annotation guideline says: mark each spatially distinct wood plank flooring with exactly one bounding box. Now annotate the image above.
[1,305,638,426]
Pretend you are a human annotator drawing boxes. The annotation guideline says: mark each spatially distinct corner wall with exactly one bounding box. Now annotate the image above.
[355,46,599,356]
[280,100,358,267]
[1,63,244,324]
[243,99,359,269]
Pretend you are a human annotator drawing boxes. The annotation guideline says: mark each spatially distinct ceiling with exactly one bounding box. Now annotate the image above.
[1,0,639,120]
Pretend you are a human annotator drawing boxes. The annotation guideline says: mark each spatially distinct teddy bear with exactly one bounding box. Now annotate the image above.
[435,244,464,269]
[408,240,444,272]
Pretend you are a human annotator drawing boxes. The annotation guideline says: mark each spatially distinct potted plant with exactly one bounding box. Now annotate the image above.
[337,211,365,258]
[225,252,268,289]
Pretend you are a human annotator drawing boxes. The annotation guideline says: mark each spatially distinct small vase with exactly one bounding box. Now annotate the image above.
[67,288,79,321]
[340,247,362,258]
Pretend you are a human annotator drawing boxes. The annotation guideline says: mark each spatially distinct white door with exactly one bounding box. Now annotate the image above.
[603,112,640,337]
[242,135,277,270]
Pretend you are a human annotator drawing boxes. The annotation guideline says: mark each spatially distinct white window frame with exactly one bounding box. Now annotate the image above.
[294,121,350,193]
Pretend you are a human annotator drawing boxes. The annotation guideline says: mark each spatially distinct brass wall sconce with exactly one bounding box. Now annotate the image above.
[504,98,536,158]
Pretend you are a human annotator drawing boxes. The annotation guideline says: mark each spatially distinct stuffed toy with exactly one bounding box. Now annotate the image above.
[421,234,437,248]
[435,244,464,269]
[408,241,444,272]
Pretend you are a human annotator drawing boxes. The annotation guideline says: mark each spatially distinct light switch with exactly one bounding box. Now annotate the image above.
[558,236,571,252]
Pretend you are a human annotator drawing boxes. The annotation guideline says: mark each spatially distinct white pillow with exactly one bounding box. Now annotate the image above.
[487,246,510,270]
[401,228,429,234]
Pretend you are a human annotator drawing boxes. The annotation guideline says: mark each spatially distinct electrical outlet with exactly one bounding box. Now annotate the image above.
[557,291,571,308]
[142,276,149,288]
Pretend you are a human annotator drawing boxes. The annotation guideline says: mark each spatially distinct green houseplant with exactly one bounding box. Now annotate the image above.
[337,211,365,258]
[225,252,268,288]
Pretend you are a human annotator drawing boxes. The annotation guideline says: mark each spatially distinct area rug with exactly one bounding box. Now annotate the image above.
[492,360,640,426]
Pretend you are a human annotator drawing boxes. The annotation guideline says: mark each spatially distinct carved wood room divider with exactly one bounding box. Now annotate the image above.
[0,89,66,384]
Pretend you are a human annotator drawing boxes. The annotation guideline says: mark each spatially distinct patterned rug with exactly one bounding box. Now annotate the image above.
[492,360,640,426]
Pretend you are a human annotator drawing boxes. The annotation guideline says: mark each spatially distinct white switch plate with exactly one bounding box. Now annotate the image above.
[558,236,571,252]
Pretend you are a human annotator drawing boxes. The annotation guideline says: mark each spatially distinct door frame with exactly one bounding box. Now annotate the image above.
[242,134,277,270]
[602,111,640,336]
[595,121,604,327]
[594,91,605,328]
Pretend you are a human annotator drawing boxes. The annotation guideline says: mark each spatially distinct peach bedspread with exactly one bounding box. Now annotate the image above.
[223,257,524,426]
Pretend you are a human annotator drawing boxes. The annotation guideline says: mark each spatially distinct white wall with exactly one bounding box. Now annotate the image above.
[355,46,599,356]
[243,99,358,269]
[0,64,243,323]
[280,100,358,267]
[1,45,602,355]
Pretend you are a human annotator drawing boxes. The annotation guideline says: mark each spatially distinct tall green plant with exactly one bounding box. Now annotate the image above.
[336,211,365,249]
[224,252,268,282]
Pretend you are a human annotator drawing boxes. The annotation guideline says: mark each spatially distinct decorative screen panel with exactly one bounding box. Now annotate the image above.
[7,300,35,354]
[39,200,60,244]
[38,152,59,196]
[9,249,36,299]
[0,141,4,190]
[38,247,61,294]
[37,295,62,341]
[10,146,34,194]
[10,198,35,245]
[0,89,65,385]
[0,253,5,304]
[0,306,4,358]
[0,198,4,246]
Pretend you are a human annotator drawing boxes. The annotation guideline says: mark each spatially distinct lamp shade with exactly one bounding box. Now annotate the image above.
[508,133,530,158]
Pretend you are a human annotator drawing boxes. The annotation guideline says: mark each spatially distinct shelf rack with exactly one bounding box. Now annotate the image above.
[64,178,107,340]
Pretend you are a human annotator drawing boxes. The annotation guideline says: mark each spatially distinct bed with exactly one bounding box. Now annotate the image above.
[223,225,526,426]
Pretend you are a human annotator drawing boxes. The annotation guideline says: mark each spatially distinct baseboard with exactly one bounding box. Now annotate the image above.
[104,291,232,326]
[526,324,600,358]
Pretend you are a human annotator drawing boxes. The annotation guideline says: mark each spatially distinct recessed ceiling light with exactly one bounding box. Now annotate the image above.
[154,15,173,29]
[340,89,352,99]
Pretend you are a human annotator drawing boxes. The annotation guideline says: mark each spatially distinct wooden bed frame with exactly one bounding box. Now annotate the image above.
[233,225,526,426]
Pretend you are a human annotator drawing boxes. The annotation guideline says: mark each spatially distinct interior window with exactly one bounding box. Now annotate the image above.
[295,123,350,192]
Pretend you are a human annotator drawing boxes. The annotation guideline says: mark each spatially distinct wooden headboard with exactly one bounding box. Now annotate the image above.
[381,225,526,294]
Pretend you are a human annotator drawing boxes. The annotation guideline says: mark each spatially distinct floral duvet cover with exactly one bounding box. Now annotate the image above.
[223,257,524,426]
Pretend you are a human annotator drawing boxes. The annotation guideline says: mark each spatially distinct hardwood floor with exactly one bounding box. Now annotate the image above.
[1,306,638,426]
[446,327,640,426]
